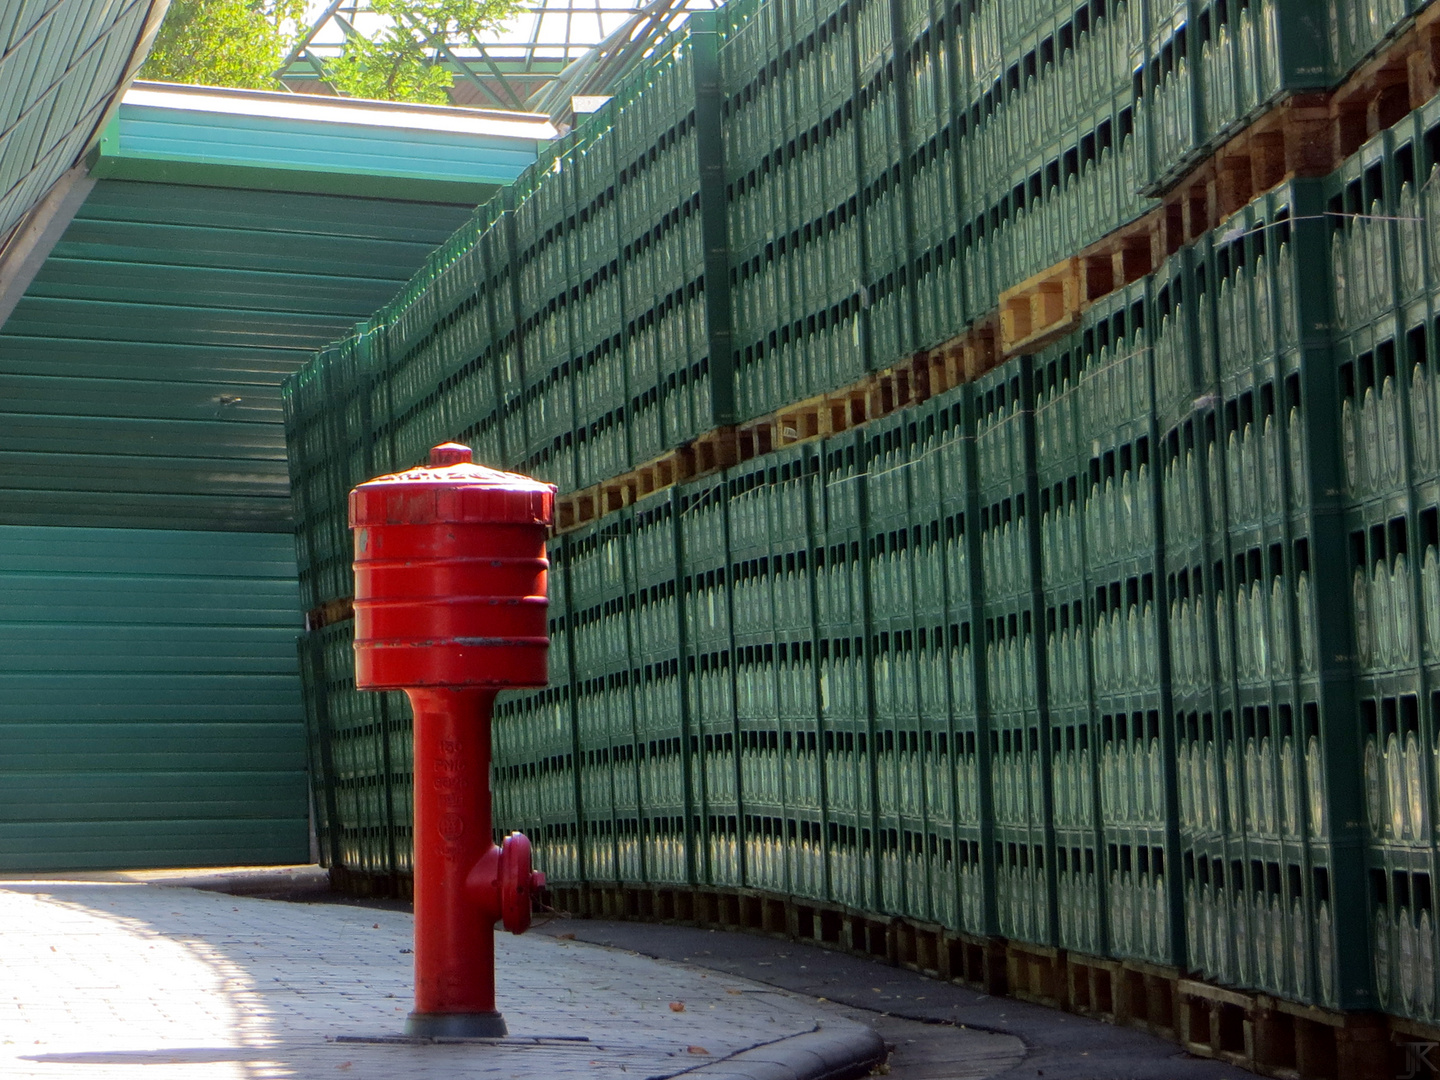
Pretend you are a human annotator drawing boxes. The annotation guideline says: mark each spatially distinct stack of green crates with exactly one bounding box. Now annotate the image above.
[484,90,1440,1021]
[280,0,1426,544]
[298,619,412,884]
[285,0,1440,1031]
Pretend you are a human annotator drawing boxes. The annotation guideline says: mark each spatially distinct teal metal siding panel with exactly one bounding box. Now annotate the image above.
[65,179,473,270]
[0,179,476,532]
[6,724,305,769]
[0,339,305,380]
[0,370,282,423]
[109,100,542,187]
[0,524,309,872]
[48,219,447,279]
[27,260,413,311]
[0,819,307,872]
[2,297,355,346]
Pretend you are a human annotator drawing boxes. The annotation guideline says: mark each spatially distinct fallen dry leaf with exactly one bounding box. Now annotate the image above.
[669,1001,685,1012]
[725,988,742,995]
[687,1046,709,1055]
[558,932,576,940]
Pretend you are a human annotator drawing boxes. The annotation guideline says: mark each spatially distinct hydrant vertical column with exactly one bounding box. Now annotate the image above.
[409,686,499,1026]
[350,443,556,1038]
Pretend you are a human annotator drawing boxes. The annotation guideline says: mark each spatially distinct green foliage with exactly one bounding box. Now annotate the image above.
[140,0,523,104]
[140,0,306,90]
[326,0,521,104]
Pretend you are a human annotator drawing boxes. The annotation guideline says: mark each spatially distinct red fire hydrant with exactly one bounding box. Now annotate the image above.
[350,442,555,1038]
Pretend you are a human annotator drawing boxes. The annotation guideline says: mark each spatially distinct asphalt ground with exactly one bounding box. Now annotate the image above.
[530,919,1263,1080]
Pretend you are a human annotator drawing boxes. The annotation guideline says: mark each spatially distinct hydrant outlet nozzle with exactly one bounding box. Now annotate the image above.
[466,832,544,935]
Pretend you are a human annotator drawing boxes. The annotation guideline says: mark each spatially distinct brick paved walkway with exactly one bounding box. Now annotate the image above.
[0,881,884,1080]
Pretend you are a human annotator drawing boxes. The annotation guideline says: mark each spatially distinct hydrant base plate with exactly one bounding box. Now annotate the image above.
[404,1011,508,1039]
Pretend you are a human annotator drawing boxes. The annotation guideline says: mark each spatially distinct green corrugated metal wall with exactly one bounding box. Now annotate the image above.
[0,179,472,532]
[0,177,478,870]
[0,526,306,870]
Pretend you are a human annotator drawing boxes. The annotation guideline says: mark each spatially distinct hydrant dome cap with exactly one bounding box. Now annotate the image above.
[349,443,556,528]
[429,442,474,467]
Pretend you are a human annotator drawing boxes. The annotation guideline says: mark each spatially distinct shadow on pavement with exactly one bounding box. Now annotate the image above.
[531,917,1263,1080]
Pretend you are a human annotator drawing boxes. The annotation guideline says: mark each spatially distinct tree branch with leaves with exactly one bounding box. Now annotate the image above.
[327,1,519,105]
[142,0,308,90]
[140,0,523,105]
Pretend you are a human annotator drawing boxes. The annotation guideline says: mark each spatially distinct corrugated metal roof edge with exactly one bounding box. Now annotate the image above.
[87,80,556,201]
[124,82,558,140]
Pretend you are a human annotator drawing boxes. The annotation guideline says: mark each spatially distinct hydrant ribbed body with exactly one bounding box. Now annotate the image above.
[349,443,555,1039]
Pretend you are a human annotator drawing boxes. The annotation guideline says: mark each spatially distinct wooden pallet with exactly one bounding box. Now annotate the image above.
[528,879,1429,1080]
[550,321,998,534]
[999,258,1082,356]
[1178,979,1395,1080]
[1004,940,1068,1010]
[555,441,709,531]
[305,596,354,632]
[998,10,1440,360]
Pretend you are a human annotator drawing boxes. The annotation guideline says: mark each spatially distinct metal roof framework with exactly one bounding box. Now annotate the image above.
[273,0,719,117]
